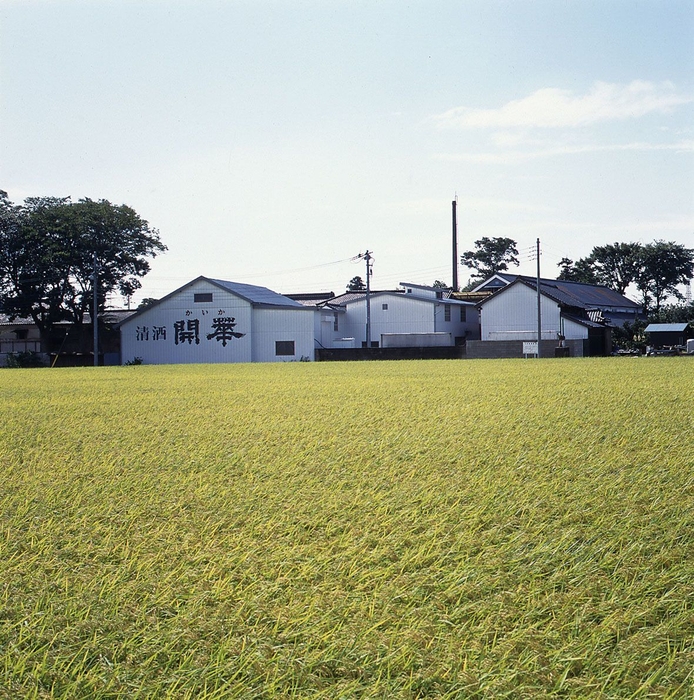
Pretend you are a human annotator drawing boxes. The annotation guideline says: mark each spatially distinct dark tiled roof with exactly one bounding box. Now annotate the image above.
[284,292,336,306]
[529,277,641,310]
[480,276,641,311]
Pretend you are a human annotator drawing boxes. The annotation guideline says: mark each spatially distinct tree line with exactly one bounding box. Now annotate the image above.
[460,236,694,314]
[0,192,166,346]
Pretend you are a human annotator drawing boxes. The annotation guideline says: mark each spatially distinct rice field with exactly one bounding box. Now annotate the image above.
[1,357,693,699]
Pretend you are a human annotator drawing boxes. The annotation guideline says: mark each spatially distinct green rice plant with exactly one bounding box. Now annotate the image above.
[1,358,693,698]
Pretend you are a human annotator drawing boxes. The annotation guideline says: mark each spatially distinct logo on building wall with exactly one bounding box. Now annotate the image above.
[135,310,245,348]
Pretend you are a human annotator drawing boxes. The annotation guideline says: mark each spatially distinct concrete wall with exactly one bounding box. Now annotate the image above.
[466,339,588,359]
[381,332,452,348]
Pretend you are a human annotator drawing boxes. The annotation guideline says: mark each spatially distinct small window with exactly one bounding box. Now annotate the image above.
[333,313,339,332]
[444,304,451,322]
[275,340,295,356]
[382,303,388,310]
[194,293,213,303]
[407,288,412,293]
[460,306,467,322]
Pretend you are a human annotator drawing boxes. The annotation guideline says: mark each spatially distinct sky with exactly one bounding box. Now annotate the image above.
[1,0,693,306]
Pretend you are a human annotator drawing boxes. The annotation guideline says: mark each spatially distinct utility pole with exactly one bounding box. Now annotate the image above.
[358,251,373,348]
[536,238,542,359]
[93,251,99,367]
[452,197,459,291]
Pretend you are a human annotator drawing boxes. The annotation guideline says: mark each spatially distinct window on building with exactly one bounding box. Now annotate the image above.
[460,306,467,322]
[333,313,339,332]
[194,293,213,303]
[382,303,388,310]
[444,304,451,322]
[275,340,295,356]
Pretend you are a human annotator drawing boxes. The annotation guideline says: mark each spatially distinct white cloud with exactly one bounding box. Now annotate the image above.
[435,139,694,164]
[433,81,692,130]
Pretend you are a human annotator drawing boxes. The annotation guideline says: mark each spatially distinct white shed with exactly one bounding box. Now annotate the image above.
[120,277,315,364]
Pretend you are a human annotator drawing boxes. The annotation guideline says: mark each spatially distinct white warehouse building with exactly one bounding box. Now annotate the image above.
[308,282,479,349]
[120,277,315,365]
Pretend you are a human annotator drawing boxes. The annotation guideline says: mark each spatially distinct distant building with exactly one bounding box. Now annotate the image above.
[644,323,692,348]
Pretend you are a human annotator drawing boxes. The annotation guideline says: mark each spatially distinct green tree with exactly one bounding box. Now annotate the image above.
[557,257,601,285]
[432,280,449,289]
[590,242,641,294]
[460,237,519,280]
[648,301,694,324]
[137,297,159,310]
[635,240,694,313]
[347,275,366,291]
[557,243,641,292]
[0,193,166,348]
[0,193,70,338]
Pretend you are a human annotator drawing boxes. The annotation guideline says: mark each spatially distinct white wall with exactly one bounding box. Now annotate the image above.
[316,309,345,349]
[481,284,568,341]
[333,293,478,347]
[433,301,476,340]
[121,279,253,364]
[121,279,314,364]
[562,317,590,340]
[251,307,315,362]
[341,294,433,346]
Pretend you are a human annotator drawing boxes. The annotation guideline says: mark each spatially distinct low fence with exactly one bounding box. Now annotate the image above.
[316,346,466,362]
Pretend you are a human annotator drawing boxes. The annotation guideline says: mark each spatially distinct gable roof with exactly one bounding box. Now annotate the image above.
[479,276,641,311]
[119,276,307,327]
[470,273,518,293]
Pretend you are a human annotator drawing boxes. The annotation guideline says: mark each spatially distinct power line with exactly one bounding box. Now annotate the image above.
[227,255,357,279]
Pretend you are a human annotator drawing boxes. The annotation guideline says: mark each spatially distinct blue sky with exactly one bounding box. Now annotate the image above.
[2,0,693,304]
